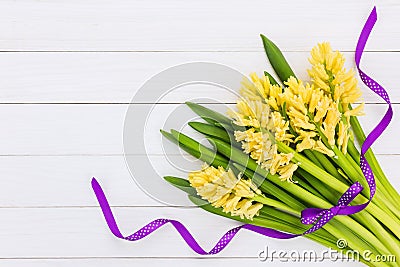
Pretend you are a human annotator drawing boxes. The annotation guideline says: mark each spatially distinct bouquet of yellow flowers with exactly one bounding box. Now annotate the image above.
[91,7,399,267]
[161,32,399,267]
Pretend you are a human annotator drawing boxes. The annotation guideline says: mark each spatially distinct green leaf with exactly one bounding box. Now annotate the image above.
[163,129,229,168]
[160,129,178,145]
[186,102,232,125]
[164,176,197,195]
[260,34,296,83]
[264,71,280,86]
[188,121,231,142]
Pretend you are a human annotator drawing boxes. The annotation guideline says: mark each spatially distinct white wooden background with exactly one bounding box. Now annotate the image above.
[0,0,398,266]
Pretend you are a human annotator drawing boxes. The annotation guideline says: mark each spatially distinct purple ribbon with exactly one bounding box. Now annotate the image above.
[91,6,392,254]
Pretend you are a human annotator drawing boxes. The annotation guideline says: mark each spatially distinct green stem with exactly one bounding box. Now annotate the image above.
[169,175,387,265]
[278,141,400,238]
[261,205,386,263]
[310,150,347,184]
[253,195,298,215]
[303,149,324,169]
[296,166,400,258]
[308,110,398,218]
[191,195,380,266]
[356,210,400,260]
[334,146,400,220]
[348,140,360,164]
[350,114,400,203]
[239,165,307,211]
[229,155,390,256]
[296,168,340,204]
[294,174,324,198]
[348,140,400,219]
[165,123,396,262]
[191,120,400,246]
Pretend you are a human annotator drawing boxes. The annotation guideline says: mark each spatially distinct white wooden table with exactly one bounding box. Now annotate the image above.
[0,1,398,266]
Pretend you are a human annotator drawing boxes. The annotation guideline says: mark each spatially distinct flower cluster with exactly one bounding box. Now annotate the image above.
[308,43,363,106]
[238,43,364,158]
[227,98,298,182]
[188,164,263,219]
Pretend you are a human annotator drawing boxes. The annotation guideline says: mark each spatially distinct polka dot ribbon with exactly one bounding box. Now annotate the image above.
[91,6,391,254]
[91,178,301,255]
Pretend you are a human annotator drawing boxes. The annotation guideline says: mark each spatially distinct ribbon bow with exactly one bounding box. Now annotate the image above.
[301,182,364,234]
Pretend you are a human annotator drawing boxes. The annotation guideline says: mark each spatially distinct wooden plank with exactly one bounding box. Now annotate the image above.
[0,155,397,207]
[0,0,398,51]
[0,258,364,266]
[0,155,192,207]
[0,52,398,104]
[0,104,398,155]
[0,155,400,208]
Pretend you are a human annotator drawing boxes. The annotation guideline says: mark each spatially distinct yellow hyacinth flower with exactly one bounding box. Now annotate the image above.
[337,120,349,153]
[271,111,295,143]
[241,72,345,157]
[308,42,363,105]
[295,130,317,152]
[278,163,298,183]
[313,140,335,157]
[227,98,272,129]
[188,164,263,220]
[307,43,366,154]
[344,103,365,117]
[314,96,331,123]
[233,64,363,180]
[241,42,364,153]
[228,97,297,182]
[239,77,263,101]
[250,72,272,99]
[308,89,325,113]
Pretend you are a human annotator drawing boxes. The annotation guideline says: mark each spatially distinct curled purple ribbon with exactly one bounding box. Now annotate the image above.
[91,6,392,254]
